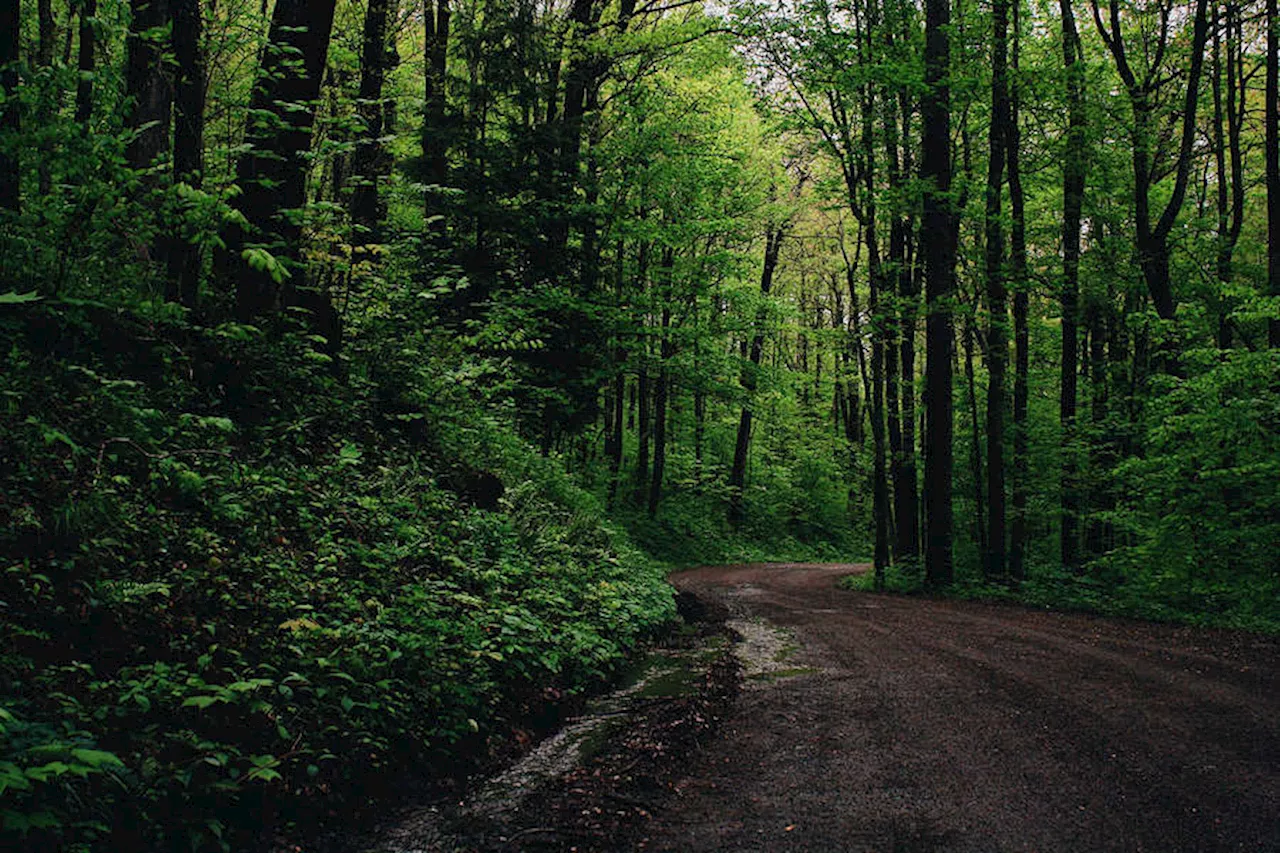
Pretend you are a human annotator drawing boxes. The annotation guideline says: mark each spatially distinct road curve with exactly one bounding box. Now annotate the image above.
[638,563,1279,852]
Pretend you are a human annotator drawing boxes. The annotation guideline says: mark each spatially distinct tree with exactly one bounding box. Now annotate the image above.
[0,0,18,212]
[923,0,955,586]
[1089,0,1210,327]
[221,0,339,339]
[1059,0,1086,571]
[1269,0,1280,347]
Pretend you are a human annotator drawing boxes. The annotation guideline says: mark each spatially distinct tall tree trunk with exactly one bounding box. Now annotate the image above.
[167,0,206,307]
[648,248,674,517]
[125,0,174,174]
[730,228,784,525]
[964,311,988,557]
[423,0,450,235]
[984,0,1011,581]
[633,240,652,495]
[896,89,920,560]
[607,239,626,508]
[75,0,95,127]
[350,0,393,243]
[1008,0,1029,582]
[222,0,338,337]
[1059,0,1086,570]
[0,0,18,213]
[35,0,54,196]
[923,0,955,587]
[1269,0,1280,346]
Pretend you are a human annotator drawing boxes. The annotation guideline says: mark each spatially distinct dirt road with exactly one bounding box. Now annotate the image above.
[641,563,1280,852]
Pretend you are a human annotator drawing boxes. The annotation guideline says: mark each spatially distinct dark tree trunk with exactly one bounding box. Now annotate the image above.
[607,240,626,508]
[730,228,783,525]
[0,0,18,213]
[984,0,1010,581]
[1269,0,1280,346]
[964,312,987,557]
[923,0,955,587]
[648,300,672,517]
[125,0,173,173]
[35,0,54,195]
[1059,0,1085,570]
[167,0,206,307]
[633,242,652,495]
[350,0,393,243]
[75,0,95,127]
[222,0,338,338]
[1008,0,1029,582]
[423,0,450,234]
[896,102,920,562]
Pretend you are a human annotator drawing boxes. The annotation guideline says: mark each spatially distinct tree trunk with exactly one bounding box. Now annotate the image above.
[350,0,393,243]
[1008,0,1029,582]
[1059,0,1085,570]
[730,228,783,524]
[222,0,338,336]
[0,0,18,213]
[923,0,955,587]
[1269,0,1280,346]
[125,0,174,174]
[75,0,95,127]
[964,312,987,557]
[984,0,1010,582]
[424,0,450,235]
[648,248,674,517]
[167,0,206,307]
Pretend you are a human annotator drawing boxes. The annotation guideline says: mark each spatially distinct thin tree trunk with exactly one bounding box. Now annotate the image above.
[1008,0,1029,582]
[984,0,1011,581]
[0,0,18,212]
[964,311,987,557]
[75,0,95,127]
[1269,0,1280,346]
[730,228,783,524]
[350,0,393,243]
[167,0,206,307]
[1059,0,1085,570]
[424,0,450,236]
[648,248,674,517]
[923,0,955,587]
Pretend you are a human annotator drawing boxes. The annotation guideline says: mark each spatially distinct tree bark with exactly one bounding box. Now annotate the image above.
[0,0,18,213]
[1269,0,1280,346]
[1059,0,1085,571]
[423,0,450,223]
[350,0,393,243]
[730,228,784,525]
[125,0,173,173]
[648,248,674,517]
[167,0,206,307]
[75,0,95,127]
[984,0,1011,581]
[223,0,338,337]
[1008,0,1029,582]
[923,0,955,587]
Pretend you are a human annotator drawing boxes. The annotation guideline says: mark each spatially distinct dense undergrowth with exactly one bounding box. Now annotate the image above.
[0,298,675,852]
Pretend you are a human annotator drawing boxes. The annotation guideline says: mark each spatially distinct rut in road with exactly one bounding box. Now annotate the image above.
[640,563,1280,853]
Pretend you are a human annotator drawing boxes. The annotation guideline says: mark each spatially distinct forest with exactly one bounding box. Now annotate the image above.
[0,0,1278,846]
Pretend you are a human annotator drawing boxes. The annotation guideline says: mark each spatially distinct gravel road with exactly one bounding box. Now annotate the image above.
[639,563,1280,852]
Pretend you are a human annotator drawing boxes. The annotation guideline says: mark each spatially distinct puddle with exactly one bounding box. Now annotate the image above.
[727,618,814,681]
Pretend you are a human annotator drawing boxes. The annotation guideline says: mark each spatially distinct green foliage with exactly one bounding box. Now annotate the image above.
[0,298,674,851]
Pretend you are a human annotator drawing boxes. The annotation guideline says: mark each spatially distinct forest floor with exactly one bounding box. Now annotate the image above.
[343,563,1280,853]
